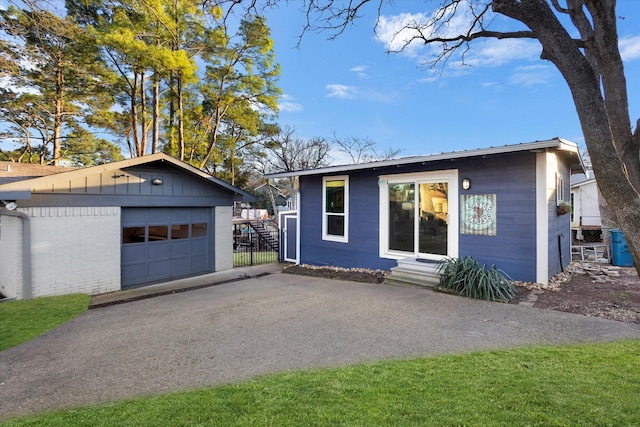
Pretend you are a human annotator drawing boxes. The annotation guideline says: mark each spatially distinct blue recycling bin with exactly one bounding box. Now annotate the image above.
[610,229,634,267]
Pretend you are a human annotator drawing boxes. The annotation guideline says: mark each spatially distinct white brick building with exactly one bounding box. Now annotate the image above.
[0,154,253,300]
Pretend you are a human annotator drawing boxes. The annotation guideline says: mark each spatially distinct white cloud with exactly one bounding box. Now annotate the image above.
[279,94,303,113]
[350,65,369,78]
[417,76,439,84]
[465,39,540,68]
[375,12,431,57]
[375,4,483,56]
[620,35,640,61]
[508,64,553,86]
[375,6,540,72]
[326,84,357,99]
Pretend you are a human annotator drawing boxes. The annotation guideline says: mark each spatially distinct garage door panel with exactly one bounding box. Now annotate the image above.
[191,208,210,223]
[147,208,171,223]
[121,207,214,288]
[122,244,147,262]
[191,238,208,256]
[170,258,192,276]
[170,239,190,255]
[171,208,191,223]
[122,263,148,284]
[191,254,209,272]
[147,260,172,280]
[148,241,170,259]
[122,208,147,225]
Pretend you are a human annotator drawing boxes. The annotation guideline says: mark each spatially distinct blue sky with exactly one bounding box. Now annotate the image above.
[264,1,640,163]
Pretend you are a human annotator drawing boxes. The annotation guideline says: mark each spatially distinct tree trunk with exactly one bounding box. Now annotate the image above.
[494,0,640,275]
[177,73,185,161]
[131,72,141,156]
[267,181,278,223]
[200,105,226,169]
[168,73,176,153]
[52,64,64,166]
[140,71,147,156]
[152,73,160,154]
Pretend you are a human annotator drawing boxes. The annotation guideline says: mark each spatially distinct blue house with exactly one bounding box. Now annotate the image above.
[267,138,584,286]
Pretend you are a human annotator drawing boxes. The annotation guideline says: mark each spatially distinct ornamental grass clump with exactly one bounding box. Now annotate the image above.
[436,256,516,302]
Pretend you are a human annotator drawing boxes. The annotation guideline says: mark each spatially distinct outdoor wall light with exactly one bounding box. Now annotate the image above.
[1,200,17,210]
[151,178,163,186]
[462,178,471,190]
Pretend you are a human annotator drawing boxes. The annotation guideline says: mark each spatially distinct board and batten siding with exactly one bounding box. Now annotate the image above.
[19,165,235,208]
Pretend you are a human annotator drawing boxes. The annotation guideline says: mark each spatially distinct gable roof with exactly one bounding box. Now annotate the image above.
[0,153,255,201]
[265,137,584,178]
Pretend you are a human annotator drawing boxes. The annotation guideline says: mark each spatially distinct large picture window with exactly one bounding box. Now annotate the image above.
[323,176,349,242]
[379,171,458,260]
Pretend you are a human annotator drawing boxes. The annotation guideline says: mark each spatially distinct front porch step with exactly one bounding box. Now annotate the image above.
[384,258,441,288]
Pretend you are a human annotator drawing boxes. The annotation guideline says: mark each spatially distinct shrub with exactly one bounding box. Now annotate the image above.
[436,256,516,301]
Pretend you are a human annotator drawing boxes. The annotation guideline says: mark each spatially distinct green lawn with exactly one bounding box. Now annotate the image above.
[0,294,91,352]
[3,340,640,426]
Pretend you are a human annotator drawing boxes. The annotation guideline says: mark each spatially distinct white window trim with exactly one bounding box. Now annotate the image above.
[378,170,458,260]
[556,172,565,204]
[322,175,349,243]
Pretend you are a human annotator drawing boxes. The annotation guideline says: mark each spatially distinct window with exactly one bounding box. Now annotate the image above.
[171,224,189,239]
[556,173,565,204]
[123,226,145,243]
[148,225,168,241]
[323,176,348,242]
[192,223,208,238]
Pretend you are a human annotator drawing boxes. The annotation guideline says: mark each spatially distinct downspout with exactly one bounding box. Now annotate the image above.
[0,210,32,300]
[558,233,565,273]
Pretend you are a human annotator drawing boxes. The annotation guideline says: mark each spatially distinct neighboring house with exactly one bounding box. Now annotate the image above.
[570,173,602,241]
[267,138,584,285]
[0,153,254,300]
[253,182,295,212]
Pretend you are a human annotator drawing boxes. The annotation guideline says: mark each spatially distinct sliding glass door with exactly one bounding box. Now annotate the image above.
[381,171,457,260]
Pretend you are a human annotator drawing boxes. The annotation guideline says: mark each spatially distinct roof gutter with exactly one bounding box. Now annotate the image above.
[0,209,32,300]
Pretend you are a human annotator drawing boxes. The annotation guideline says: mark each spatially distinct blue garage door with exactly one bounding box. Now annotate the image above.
[121,208,213,287]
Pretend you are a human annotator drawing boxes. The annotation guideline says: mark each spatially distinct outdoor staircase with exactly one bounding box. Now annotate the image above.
[248,219,279,252]
[383,258,441,288]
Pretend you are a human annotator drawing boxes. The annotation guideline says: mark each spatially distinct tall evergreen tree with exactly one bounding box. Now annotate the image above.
[0,5,117,165]
[197,15,281,172]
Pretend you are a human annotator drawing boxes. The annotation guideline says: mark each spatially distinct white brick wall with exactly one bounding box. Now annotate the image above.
[27,206,121,298]
[0,215,23,299]
[214,206,233,271]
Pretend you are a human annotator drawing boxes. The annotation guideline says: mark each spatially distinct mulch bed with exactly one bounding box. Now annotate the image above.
[530,264,640,324]
[282,264,386,284]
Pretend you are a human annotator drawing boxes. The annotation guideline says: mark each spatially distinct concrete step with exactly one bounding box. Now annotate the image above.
[385,270,440,288]
[384,258,442,288]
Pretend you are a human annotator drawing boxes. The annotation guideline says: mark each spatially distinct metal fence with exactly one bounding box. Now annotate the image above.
[233,220,280,267]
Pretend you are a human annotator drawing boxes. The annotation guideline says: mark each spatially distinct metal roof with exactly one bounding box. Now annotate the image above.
[265,137,584,178]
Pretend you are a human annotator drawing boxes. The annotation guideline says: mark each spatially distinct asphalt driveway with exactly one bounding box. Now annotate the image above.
[2,270,640,419]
